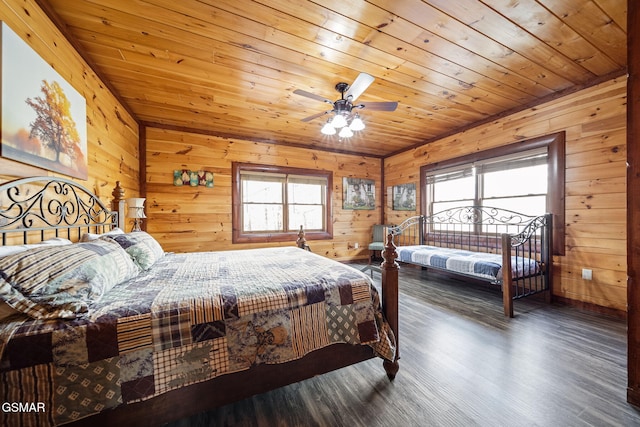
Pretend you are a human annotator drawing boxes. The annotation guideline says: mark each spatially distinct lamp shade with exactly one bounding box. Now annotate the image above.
[127,207,146,219]
[126,197,145,208]
[126,198,146,218]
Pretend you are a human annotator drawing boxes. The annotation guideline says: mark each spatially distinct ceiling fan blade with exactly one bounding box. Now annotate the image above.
[301,110,332,122]
[345,73,375,101]
[358,101,398,111]
[293,89,333,105]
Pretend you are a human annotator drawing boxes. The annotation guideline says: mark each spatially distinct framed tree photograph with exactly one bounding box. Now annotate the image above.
[1,22,87,179]
[393,182,416,211]
[343,177,375,210]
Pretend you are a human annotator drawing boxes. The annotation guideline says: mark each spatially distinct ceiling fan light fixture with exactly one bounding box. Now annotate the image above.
[338,126,353,138]
[294,73,397,138]
[350,114,365,131]
[321,121,336,135]
[331,113,348,128]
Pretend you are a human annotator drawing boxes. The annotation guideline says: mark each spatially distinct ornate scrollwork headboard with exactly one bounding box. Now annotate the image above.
[0,176,118,245]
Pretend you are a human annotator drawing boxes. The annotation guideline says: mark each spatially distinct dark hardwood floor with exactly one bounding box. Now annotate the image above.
[166,263,640,427]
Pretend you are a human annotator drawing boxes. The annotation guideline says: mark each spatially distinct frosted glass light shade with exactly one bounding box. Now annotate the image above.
[350,115,365,131]
[338,126,353,138]
[331,114,347,128]
[321,122,336,135]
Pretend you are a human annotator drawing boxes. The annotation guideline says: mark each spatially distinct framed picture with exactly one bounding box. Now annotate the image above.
[199,170,214,187]
[393,183,416,211]
[1,22,87,179]
[343,177,375,210]
[173,169,214,188]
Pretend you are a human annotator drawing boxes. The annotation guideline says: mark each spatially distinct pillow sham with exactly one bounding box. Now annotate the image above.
[0,237,73,258]
[80,227,124,242]
[102,231,164,270]
[0,238,139,319]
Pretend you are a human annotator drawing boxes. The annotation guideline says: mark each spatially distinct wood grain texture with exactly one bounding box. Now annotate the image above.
[166,264,640,427]
[34,0,627,158]
[0,0,140,202]
[385,78,627,312]
[145,126,382,260]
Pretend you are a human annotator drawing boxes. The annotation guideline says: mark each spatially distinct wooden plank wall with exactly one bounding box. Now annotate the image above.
[0,0,627,315]
[0,0,139,203]
[145,127,381,260]
[384,77,627,313]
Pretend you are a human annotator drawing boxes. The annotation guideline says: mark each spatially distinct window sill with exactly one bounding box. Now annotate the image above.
[233,231,332,244]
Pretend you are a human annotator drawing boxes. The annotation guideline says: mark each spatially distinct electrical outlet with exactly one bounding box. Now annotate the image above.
[354,242,359,249]
[582,268,593,280]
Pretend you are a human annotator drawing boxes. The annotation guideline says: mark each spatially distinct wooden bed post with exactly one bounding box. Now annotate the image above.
[112,181,126,230]
[501,233,515,318]
[381,232,400,379]
[296,225,311,251]
[544,213,553,304]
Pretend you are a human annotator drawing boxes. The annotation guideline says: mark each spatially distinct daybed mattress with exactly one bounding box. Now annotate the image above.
[0,246,394,426]
[396,245,540,282]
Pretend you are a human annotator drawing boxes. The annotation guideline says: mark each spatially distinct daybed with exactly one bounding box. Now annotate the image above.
[0,177,399,427]
[390,206,552,317]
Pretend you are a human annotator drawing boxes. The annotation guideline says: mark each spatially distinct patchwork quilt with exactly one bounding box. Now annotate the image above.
[0,247,395,426]
[395,245,540,283]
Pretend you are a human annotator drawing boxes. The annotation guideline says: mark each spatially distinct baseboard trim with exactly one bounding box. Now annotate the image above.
[553,295,626,320]
[628,386,640,408]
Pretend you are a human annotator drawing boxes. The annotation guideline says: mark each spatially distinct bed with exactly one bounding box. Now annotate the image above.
[0,176,400,427]
[390,206,552,317]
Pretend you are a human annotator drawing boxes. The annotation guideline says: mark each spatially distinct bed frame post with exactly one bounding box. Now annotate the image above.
[296,225,311,251]
[381,232,400,379]
[112,181,126,230]
[501,233,515,318]
[544,213,553,303]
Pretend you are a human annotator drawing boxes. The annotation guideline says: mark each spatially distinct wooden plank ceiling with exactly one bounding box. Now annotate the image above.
[38,0,627,158]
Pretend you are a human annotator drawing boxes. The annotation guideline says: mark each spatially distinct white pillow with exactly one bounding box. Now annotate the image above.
[80,227,124,242]
[39,237,73,245]
[0,237,73,258]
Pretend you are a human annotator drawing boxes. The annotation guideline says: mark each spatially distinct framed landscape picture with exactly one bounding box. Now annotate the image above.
[393,182,416,211]
[343,177,375,210]
[1,22,87,179]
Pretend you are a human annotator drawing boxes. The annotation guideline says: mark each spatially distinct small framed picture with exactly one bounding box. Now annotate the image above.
[343,177,375,210]
[393,183,416,211]
[173,169,213,187]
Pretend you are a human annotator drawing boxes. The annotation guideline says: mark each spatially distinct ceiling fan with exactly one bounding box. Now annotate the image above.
[293,73,398,138]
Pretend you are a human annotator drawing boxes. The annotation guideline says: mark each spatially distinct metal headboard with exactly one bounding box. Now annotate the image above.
[0,176,118,245]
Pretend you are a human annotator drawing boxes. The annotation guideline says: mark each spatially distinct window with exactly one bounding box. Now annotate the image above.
[427,148,548,217]
[232,163,332,243]
[420,132,565,255]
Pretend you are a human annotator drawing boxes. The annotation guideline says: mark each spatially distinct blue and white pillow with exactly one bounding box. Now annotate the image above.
[102,232,165,270]
[0,238,139,319]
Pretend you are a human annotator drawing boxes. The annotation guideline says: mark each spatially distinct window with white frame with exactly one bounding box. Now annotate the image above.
[232,164,332,243]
